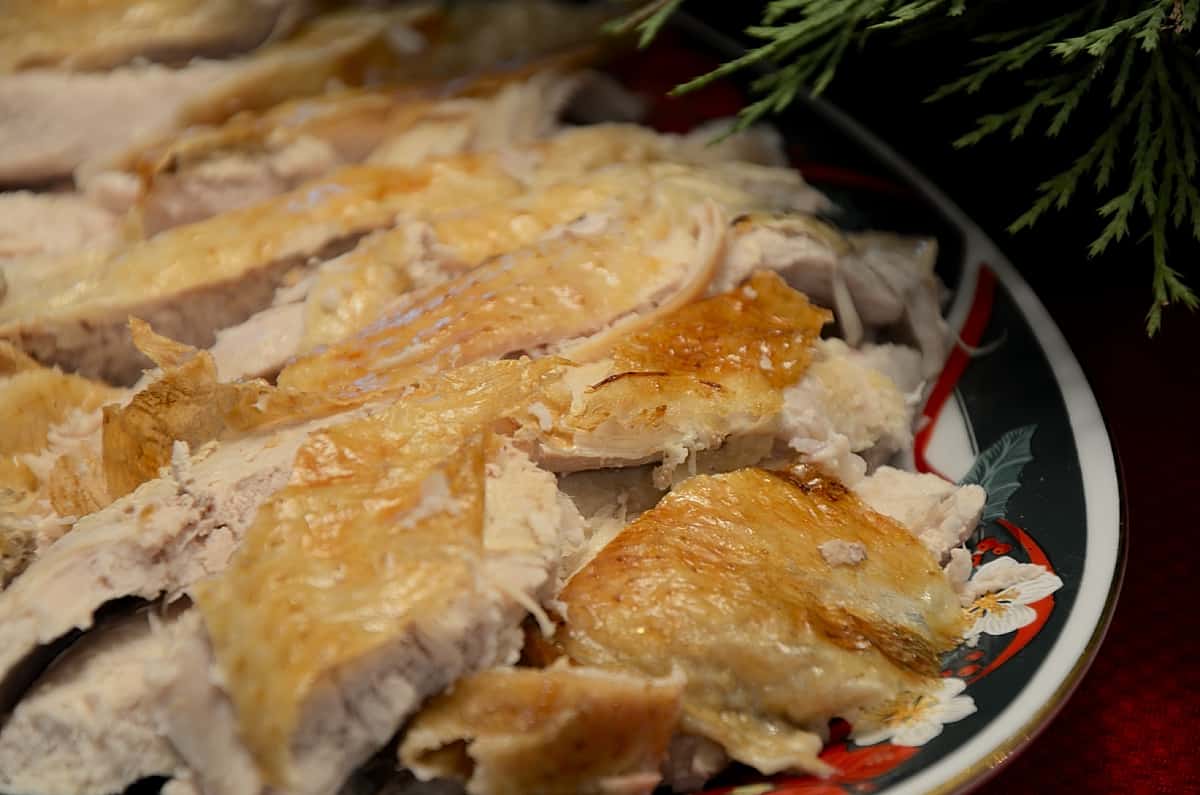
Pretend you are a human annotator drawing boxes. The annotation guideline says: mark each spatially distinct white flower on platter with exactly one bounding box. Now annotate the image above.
[964,555,1064,639]
[849,678,977,747]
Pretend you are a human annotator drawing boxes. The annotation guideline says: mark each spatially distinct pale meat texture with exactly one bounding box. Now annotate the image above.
[185,359,582,795]
[779,338,917,485]
[400,665,685,795]
[854,465,987,563]
[0,604,188,795]
[0,411,331,715]
[558,466,966,778]
[0,161,523,383]
[0,192,121,262]
[0,0,307,73]
[0,7,437,186]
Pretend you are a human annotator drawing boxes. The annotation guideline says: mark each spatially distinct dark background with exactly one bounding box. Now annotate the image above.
[679,4,1199,792]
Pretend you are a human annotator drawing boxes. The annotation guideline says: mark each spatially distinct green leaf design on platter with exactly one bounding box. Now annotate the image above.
[960,425,1036,522]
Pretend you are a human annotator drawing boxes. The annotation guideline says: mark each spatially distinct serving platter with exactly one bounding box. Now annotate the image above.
[606,19,1126,795]
[0,9,1124,795]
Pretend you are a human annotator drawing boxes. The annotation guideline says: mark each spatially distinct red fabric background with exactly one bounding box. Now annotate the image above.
[970,270,1200,794]
[611,39,1200,795]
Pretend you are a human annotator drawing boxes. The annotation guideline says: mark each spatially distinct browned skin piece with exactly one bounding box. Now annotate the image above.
[190,356,569,794]
[0,351,121,585]
[0,159,523,384]
[277,197,723,395]
[522,271,831,472]
[557,465,966,776]
[100,320,349,502]
[400,665,684,795]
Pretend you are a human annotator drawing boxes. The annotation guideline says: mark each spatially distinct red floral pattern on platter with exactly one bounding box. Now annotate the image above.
[964,520,1056,683]
[705,742,919,795]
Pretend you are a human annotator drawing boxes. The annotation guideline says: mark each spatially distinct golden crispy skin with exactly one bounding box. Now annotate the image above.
[0,343,38,378]
[0,160,521,332]
[0,359,120,508]
[608,270,830,387]
[557,466,966,776]
[298,159,773,353]
[519,271,830,473]
[278,195,724,395]
[0,354,120,584]
[401,665,684,795]
[193,356,565,787]
[296,154,823,355]
[101,320,351,500]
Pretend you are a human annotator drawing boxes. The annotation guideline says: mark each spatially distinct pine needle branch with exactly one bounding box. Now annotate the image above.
[618,0,1199,333]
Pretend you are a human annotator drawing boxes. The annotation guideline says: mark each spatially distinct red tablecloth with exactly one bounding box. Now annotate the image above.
[971,274,1200,794]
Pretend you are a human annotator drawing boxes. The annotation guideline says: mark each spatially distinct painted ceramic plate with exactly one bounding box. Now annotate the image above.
[607,20,1127,795]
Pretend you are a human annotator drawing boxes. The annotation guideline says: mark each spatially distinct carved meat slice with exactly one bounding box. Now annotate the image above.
[557,465,966,780]
[779,338,917,485]
[206,133,825,381]
[0,0,309,73]
[853,466,986,563]
[0,603,188,795]
[0,160,524,383]
[77,0,623,208]
[0,7,435,186]
[277,192,725,395]
[515,271,830,476]
[170,360,582,795]
[0,409,336,715]
[0,192,122,263]
[720,215,950,375]
[127,67,614,235]
[287,154,821,363]
[399,664,684,795]
[0,350,123,587]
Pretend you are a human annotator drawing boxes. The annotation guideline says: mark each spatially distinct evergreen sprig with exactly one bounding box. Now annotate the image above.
[619,0,1200,333]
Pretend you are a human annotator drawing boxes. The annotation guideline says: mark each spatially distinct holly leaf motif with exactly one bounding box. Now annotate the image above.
[959,425,1036,522]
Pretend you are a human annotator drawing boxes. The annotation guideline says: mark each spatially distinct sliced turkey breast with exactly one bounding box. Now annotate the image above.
[126,68,628,235]
[556,465,966,781]
[0,192,122,263]
[276,192,725,396]
[0,411,335,715]
[0,602,188,795]
[0,0,310,74]
[400,664,685,795]
[0,8,435,186]
[513,271,830,476]
[166,367,583,795]
[0,160,524,384]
